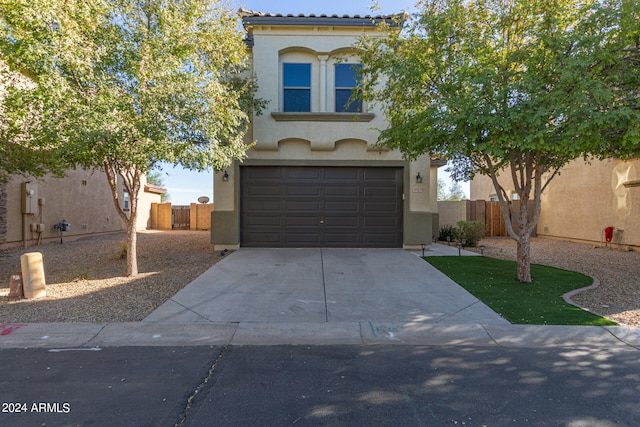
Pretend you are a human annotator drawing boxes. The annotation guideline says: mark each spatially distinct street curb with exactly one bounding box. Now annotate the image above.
[1,321,640,350]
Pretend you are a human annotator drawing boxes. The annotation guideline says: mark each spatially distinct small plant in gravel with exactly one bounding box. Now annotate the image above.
[119,241,127,259]
[70,270,90,282]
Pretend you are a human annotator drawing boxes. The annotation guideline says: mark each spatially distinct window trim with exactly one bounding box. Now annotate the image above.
[334,63,363,113]
[282,62,311,112]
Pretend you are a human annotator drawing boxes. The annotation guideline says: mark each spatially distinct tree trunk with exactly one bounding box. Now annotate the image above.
[126,219,138,277]
[103,161,141,277]
[125,173,140,277]
[515,197,533,283]
[516,232,532,283]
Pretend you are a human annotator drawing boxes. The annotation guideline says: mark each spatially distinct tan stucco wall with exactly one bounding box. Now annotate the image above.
[1,169,160,249]
[190,203,213,230]
[438,201,469,228]
[470,158,640,247]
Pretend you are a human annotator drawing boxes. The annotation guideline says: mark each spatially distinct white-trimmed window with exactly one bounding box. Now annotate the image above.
[335,63,362,113]
[283,63,311,112]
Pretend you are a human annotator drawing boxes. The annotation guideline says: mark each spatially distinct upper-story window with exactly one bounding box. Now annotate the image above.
[283,63,311,112]
[335,63,362,113]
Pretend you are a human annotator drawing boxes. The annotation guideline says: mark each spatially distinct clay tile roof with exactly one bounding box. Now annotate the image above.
[238,8,405,28]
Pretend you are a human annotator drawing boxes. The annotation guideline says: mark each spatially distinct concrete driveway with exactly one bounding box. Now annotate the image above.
[143,248,508,325]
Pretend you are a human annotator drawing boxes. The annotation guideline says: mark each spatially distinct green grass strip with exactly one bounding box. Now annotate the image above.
[425,256,617,326]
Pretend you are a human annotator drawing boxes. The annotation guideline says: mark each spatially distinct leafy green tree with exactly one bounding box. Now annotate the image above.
[1,0,259,276]
[445,182,466,201]
[437,178,466,201]
[358,0,640,282]
[0,62,65,183]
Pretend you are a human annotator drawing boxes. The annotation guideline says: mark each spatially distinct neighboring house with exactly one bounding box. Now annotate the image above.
[0,169,164,250]
[470,158,640,248]
[211,10,441,250]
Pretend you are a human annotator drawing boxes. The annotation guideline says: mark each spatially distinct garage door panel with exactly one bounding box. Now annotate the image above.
[286,216,320,227]
[245,185,282,196]
[324,168,359,180]
[363,201,397,213]
[363,217,399,227]
[287,186,321,196]
[325,186,358,197]
[245,200,282,212]
[245,168,283,180]
[324,216,358,227]
[245,233,285,244]
[244,216,283,227]
[324,232,360,244]
[287,168,321,179]
[241,166,402,247]
[325,201,359,212]
[286,233,322,244]
[364,187,397,197]
[286,200,321,211]
[363,168,399,180]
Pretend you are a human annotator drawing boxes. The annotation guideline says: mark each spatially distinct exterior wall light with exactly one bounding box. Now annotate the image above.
[416,172,422,184]
[223,171,229,182]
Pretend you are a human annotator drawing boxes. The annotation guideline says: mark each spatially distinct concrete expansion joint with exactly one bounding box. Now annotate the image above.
[480,324,501,347]
[434,300,485,324]
[603,326,640,351]
[171,299,214,322]
[83,323,108,348]
[175,345,229,427]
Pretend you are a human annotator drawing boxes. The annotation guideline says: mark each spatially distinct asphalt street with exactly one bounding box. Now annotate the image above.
[1,344,639,427]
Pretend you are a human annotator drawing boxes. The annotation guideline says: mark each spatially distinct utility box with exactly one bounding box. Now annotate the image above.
[20,252,46,299]
[21,182,38,214]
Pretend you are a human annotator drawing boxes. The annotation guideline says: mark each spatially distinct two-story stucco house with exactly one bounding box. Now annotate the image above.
[211,10,440,250]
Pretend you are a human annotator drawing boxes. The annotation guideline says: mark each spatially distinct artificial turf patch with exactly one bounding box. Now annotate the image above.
[425,256,617,326]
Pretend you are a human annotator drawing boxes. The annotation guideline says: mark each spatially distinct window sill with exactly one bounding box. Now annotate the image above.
[271,112,375,122]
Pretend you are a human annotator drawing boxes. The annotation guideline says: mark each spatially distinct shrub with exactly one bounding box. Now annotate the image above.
[456,220,486,247]
[438,225,457,242]
[119,241,127,259]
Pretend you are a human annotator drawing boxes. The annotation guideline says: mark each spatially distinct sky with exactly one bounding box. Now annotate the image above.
[161,0,469,205]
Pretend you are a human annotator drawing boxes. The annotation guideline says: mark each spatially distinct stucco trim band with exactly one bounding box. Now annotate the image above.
[271,112,375,122]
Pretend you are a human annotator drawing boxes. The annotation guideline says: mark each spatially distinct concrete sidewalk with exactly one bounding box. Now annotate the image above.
[1,321,640,349]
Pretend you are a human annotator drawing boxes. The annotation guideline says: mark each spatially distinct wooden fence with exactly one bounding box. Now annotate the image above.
[172,206,190,230]
[149,203,213,231]
[484,202,507,237]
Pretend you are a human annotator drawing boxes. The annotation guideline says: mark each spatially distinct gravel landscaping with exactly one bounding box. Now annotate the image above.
[1,231,638,326]
[0,231,223,323]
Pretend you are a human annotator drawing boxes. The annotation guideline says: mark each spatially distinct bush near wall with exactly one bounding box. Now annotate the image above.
[455,220,486,247]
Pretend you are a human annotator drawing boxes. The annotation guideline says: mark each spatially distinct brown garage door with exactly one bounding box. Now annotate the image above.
[241,166,403,247]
